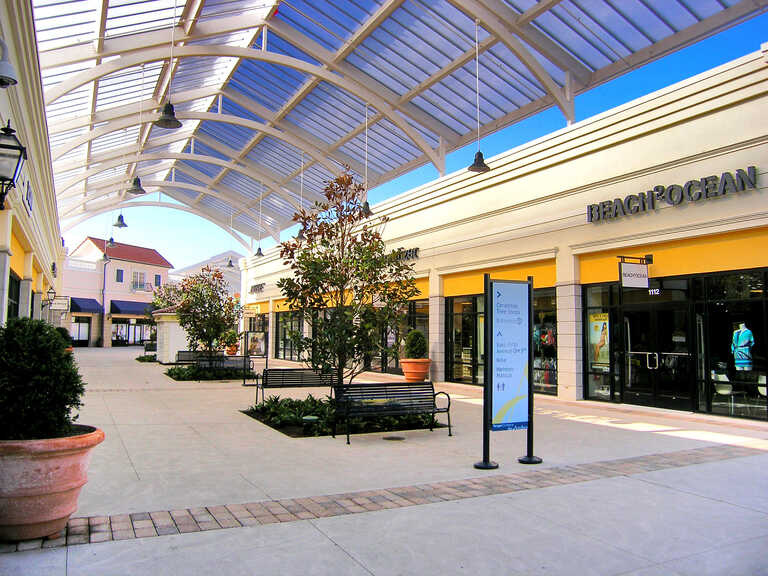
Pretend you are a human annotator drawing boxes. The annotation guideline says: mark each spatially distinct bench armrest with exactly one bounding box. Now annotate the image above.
[434,391,451,410]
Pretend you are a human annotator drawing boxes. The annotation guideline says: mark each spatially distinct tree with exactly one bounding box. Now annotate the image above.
[151,282,183,310]
[278,170,419,385]
[174,266,242,355]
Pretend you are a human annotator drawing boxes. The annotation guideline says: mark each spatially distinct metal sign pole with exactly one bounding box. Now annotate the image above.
[475,273,498,469]
[518,276,542,465]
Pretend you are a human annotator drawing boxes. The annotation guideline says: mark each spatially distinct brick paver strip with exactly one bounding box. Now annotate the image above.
[2,444,762,553]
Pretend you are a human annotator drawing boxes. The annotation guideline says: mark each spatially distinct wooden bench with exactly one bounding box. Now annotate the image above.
[257,368,338,403]
[175,350,200,364]
[332,381,451,444]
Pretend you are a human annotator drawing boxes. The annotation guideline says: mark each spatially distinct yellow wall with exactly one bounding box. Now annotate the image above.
[10,232,24,277]
[244,301,269,314]
[579,227,768,284]
[443,259,556,297]
[413,276,429,299]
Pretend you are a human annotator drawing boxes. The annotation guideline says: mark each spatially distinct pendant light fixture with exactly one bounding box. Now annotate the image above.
[227,209,235,267]
[113,213,127,228]
[127,64,147,195]
[362,102,372,217]
[255,193,264,257]
[468,19,490,174]
[154,0,182,129]
[296,152,305,241]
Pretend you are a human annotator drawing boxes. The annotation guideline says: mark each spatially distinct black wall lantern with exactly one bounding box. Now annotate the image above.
[0,120,26,210]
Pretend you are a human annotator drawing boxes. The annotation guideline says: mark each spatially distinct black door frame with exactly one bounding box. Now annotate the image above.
[619,300,696,410]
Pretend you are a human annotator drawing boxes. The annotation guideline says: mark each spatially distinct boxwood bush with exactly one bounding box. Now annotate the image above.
[0,318,85,440]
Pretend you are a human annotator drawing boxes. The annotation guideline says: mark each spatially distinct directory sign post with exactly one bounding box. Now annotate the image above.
[474,275,541,469]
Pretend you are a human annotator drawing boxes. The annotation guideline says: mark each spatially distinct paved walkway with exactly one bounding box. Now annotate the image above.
[2,347,767,575]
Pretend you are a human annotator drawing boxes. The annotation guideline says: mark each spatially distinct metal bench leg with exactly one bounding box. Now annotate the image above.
[430,410,434,431]
[447,410,452,437]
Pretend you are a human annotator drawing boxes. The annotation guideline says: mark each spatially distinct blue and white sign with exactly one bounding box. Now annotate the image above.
[490,280,530,431]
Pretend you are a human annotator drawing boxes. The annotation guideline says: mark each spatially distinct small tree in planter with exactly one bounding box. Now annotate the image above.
[0,317,104,540]
[278,170,419,386]
[400,329,431,382]
[175,266,242,357]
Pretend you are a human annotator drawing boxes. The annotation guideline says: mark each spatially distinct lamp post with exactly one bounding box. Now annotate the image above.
[41,287,56,324]
[0,120,26,209]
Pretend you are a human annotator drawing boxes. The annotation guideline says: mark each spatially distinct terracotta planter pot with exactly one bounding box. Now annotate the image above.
[226,345,238,356]
[0,425,104,541]
[400,358,432,382]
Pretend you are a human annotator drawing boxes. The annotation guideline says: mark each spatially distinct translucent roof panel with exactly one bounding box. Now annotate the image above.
[33,0,767,236]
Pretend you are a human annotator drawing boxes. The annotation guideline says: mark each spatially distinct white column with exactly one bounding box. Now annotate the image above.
[0,209,12,324]
[32,273,43,319]
[556,246,583,401]
[428,269,445,382]
[18,251,33,317]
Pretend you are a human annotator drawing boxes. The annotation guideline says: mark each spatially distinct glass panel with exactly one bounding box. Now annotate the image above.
[534,288,557,395]
[587,373,611,400]
[708,272,764,300]
[656,307,692,408]
[586,284,611,307]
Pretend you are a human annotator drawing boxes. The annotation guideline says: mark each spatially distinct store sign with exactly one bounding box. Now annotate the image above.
[620,262,649,288]
[490,280,530,431]
[249,283,265,294]
[49,296,70,311]
[396,247,420,261]
[587,166,758,223]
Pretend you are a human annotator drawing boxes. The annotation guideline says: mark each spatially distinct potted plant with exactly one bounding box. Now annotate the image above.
[400,329,431,382]
[222,329,240,355]
[0,317,104,541]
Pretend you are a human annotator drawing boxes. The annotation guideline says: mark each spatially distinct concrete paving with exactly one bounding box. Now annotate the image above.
[1,347,767,575]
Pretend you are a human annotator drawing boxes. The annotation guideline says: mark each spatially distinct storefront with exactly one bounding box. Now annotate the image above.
[238,46,768,420]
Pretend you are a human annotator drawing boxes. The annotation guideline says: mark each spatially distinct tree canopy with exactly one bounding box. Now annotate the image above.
[278,170,418,384]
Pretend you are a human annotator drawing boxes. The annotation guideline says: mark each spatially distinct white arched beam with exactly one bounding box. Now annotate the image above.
[61,201,252,250]
[44,44,443,172]
[51,110,342,178]
[57,151,322,207]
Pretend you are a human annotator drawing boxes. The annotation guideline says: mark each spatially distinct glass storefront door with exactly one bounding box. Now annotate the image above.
[623,305,693,410]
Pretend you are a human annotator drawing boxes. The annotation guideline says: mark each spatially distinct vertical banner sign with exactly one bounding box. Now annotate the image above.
[491,280,530,431]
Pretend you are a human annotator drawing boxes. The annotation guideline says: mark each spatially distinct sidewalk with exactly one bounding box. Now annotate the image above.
[2,347,767,575]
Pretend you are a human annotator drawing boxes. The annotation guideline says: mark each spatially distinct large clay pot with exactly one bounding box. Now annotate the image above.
[0,425,104,541]
[400,358,432,382]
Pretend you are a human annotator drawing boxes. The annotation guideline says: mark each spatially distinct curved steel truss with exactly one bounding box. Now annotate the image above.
[33,0,768,243]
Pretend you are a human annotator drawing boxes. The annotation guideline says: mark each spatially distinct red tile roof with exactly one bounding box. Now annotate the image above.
[84,237,173,268]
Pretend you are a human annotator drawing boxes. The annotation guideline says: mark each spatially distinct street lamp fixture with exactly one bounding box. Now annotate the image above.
[0,120,27,210]
[42,287,56,309]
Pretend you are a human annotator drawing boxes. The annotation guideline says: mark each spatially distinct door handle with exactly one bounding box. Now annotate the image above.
[646,353,659,370]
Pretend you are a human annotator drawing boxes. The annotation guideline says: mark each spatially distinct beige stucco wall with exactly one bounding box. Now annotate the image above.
[240,46,768,399]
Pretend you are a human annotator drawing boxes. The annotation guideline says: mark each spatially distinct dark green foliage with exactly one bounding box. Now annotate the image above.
[404,329,427,359]
[0,317,85,440]
[136,354,157,363]
[244,394,437,437]
[55,326,72,346]
[165,365,256,381]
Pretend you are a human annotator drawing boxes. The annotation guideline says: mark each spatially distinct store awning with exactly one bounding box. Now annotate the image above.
[110,300,152,316]
[70,297,103,314]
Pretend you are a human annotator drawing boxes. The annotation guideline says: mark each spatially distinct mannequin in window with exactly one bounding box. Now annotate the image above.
[731,322,755,371]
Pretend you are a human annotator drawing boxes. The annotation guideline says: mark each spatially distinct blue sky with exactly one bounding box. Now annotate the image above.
[63,13,768,270]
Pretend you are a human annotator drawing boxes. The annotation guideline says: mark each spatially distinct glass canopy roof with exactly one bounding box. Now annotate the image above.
[33,0,768,247]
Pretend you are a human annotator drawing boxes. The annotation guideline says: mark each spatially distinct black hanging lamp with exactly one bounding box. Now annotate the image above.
[227,257,234,268]
[155,100,182,129]
[154,0,182,130]
[113,213,127,228]
[468,20,490,174]
[126,176,146,195]
[362,103,374,216]
[255,192,264,257]
[296,151,305,241]
[255,246,264,257]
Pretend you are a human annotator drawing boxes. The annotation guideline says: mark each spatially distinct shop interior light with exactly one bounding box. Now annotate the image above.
[0,120,26,209]
[468,20,490,174]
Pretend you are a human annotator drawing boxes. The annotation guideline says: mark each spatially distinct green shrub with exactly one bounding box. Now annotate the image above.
[55,325,72,346]
[0,317,85,440]
[244,394,437,437]
[165,364,255,381]
[136,354,157,363]
[404,329,427,359]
